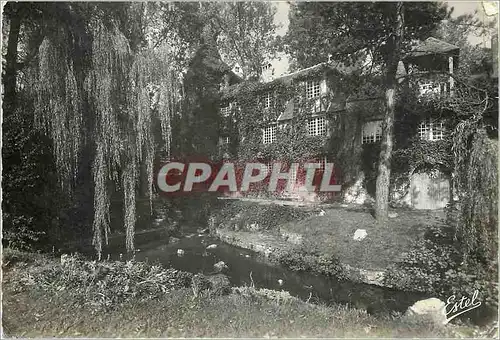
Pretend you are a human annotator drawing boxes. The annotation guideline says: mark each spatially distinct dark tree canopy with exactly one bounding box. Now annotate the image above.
[284,2,449,70]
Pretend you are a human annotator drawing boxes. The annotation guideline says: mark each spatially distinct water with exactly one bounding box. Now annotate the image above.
[98,228,428,316]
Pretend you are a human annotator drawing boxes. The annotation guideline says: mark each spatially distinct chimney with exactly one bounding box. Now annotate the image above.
[261,62,275,83]
[232,63,243,79]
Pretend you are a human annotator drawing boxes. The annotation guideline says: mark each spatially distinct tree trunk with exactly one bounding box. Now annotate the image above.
[374,2,404,222]
[3,3,22,114]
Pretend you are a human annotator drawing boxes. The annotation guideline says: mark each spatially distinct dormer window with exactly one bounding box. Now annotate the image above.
[306,80,321,99]
[262,92,272,109]
[220,104,231,117]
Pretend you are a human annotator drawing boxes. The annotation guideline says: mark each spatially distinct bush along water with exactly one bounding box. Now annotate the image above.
[275,245,347,280]
[384,223,498,319]
[6,251,193,312]
[210,200,312,233]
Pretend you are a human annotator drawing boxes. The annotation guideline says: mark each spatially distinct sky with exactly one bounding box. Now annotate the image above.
[270,1,499,77]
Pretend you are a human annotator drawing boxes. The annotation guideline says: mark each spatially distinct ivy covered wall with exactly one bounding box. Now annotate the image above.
[216,61,469,207]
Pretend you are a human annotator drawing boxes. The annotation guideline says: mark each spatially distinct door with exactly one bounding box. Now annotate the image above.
[410,171,450,210]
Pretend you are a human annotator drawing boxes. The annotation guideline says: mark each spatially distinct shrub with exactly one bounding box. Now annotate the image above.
[276,246,346,279]
[210,201,312,232]
[10,253,193,312]
[384,223,498,313]
[2,217,46,251]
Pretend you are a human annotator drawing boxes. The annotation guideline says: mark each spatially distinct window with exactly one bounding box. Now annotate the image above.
[288,166,297,189]
[220,105,231,117]
[307,116,326,136]
[262,125,277,144]
[262,92,272,109]
[419,82,449,96]
[260,162,273,175]
[219,136,230,146]
[306,80,321,99]
[318,156,328,172]
[362,120,382,144]
[419,119,445,141]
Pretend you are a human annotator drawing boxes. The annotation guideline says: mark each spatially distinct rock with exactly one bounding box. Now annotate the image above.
[388,212,398,218]
[353,229,367,241]
[197,228,210,234]
[206,244,218,250]
[177,249,185,256]
[406,298,447,325]
[213,260,228,272]
[169,237,180,244]
[340,204,349,208]
[318,209,326,216]
[245,254,250,258]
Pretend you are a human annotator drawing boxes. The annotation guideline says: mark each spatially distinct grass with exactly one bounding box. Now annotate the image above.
[212,200,445,273]
[1,249,477,338]
[273,204,444,270]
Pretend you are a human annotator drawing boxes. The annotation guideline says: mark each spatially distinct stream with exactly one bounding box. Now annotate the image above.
[90,225,429,317]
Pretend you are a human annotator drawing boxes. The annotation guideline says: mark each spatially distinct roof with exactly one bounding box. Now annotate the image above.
[221,61,357,100]
[405,37,459,59]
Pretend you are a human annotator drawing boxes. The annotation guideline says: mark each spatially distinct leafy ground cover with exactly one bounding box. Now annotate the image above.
[2,250,482,338]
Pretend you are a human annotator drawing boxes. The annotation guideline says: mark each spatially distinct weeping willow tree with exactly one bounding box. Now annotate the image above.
[30,6,180,258]
[449,78,498,266]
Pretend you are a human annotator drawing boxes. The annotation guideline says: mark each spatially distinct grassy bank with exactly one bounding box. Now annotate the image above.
[211,200,442,276]
[1,249,480,338]
[210,200,498,321]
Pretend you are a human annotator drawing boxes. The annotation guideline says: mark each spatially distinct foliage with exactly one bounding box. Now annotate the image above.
[2,218,45,251]
[146,2,278,79]
[433,13,495,77]
[211,2,279,79]
[283,2,449,70]
[2,94,62,251]
[210,201,312,232]
[3,3,184,256]
[7,252,193,312]
[233,286,299,305]
[384,223,498,311]
[276,245,346,279]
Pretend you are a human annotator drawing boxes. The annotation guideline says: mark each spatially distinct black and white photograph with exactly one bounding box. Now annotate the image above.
[1,1,499,337]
